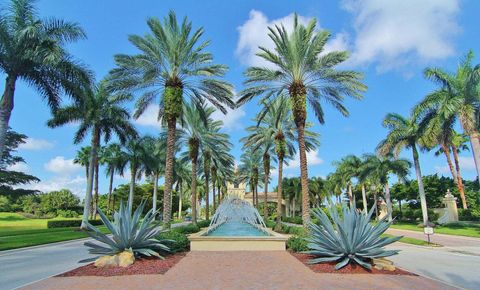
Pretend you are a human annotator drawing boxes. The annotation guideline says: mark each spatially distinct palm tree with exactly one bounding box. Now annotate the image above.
[48,82,136,228]
[361,154,411,222]
[333,155,362,206]
[141,136,166,213]
[377,113,429,225]
[0,0,92,156]
[74,146,91,180]
[415,51,480,186]
[173,159,191,220]
[109,11,234,228]
[123,136,151,212]
[238,15,366,226]
[103,143,127,214]
[242,95,319,223]
[239,148,263,208]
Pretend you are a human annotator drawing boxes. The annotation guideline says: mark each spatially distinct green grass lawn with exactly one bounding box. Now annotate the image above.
[383,234,441,247]
[0,212,108,251]
[390,221,480,238]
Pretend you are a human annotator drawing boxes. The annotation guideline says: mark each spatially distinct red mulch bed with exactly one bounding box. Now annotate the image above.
[290,252,415,275]
[58,252,186,277]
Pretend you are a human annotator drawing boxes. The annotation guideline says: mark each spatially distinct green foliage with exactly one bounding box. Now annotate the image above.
[306,205,401,270]
[39,189,80,215]
[56,210,79,218]
[0,196,11,211]
[281,216,303,225]
[287,234,309,252]
[47,219,103,228]
[196,219,211,228]
[172,224,200,234]
[157,231,189,253]
[82,202,169,260]
[458,209,480,221]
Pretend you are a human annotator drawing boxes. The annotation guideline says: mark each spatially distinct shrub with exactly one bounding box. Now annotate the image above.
[458,209,480,221]
[306,204,401,270]
[47,219,103,228]
[56,209,78,218]
[264,219,276,229]
[157,231,189,253]
[196,219,211,228]
[173,224,200,234]
[281,216,302,224]
[81,202,170,262]
[287,234,308,252]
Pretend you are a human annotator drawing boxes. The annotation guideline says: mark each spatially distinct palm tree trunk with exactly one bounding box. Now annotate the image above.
[296,124,311,227]
[348,184,353,207]
[163,117,176,228]
[292,198,296,217]
[191,157,198,225]
[81,126,99,229]
[275,156,284,230]
[92,153,99,219]
[452,145,468,209]
[107,170,114,214]
[205,173,210,220]
[264,172,269,221]
[374,192,378,220]
[384,183,393,222]
[128,164,136,212]
[361,184,367,213]
[217,183,221,203]
[442,144,457,180]
[255,184,259,210]
[153,171,159,213]
[212,179,216,212]
[468,131,480,187]
[0,75,17,156]
[178,182,183,220]
[412,145,429,225]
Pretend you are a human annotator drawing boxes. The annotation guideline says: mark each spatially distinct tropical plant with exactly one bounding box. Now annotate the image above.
[82,201,169,261]
[103,143,127,214]
[48,81,136,228]
[306,204,401,270]
[333,155,363,206]
[238,148,264,208]
[238,14,366,226]
[360,154,411,222]
[74,146,91,179]
[415,50,480,187]
[377,113,429,225]
[140,136,166,213]
[109,11,234,228]
[173,158,191,220]
[0,0,92,156]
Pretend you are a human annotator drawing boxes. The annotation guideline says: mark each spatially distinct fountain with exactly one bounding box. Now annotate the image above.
[189,197,287,251]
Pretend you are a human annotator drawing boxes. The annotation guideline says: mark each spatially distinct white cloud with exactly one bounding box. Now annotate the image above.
[286,149,324,169]
[133,104,161,128]
[19,138,54,150]
[7,162,29,173]
[211,106,246,131]
[24,175,86,197]
[435,156,476,175]
[342,0,460,71]
[44,156,82,175]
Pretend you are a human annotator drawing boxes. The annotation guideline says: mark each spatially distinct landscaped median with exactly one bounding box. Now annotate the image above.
[390,221,480,238]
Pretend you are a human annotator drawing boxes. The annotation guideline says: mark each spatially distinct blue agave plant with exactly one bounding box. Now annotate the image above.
[81,201,170,262]
[305,204,401,270]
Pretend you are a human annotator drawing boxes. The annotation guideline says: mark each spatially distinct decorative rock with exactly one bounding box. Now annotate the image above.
[117,251,135,267]
[94,255,117,268]
[372,258,396,271]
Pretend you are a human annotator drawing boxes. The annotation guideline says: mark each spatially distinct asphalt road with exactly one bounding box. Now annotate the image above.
[0,222,190,290]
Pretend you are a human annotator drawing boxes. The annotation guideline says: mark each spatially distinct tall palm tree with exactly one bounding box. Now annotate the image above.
[173,159,191,220]
[333,155,362,206]
[415,50,480,186]
[377,113,429,225]
[123,136,151,212]
[239,148,264,208]
[361,154,411,222]
[109,11,234,228]
[103,143,127,214]
[141,136,166,213]
[238,15,366,226]
[0,0,91,156]
[74,146,91,180]
[48,81,136,228]
[242,95,319,223]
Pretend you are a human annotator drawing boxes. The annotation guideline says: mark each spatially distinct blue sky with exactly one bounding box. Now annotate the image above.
[6,0,480,198]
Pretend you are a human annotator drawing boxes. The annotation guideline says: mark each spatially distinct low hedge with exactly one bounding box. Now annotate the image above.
[172,224,200,234]
[287,234,309,252]
[47,219,103,228]
[196,219,211,228]
[281,216,303,224]
[157,231,190,253]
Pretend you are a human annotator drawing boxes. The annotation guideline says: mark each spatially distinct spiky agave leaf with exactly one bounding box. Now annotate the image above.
[305,203,401,270]
[81,201,170,262]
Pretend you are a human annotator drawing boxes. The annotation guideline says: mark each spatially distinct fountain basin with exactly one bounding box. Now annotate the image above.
[189,223,287,251]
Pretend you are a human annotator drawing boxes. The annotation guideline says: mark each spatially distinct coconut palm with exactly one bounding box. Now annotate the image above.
[333,155,363,206]
[239,148,264,208]
[360,154,411,222]
[415,50,480,186]
[238,15,366,226]
[74,146,91,179]
[47,82,136,228]
[109,11,234,228]
[0,0,92,156]
[103,143,127,214]
[242,95,319,223]
[377,113,429,225]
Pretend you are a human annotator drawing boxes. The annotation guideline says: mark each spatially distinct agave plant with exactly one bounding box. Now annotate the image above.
[82,201,170,261]
[305,204,401,270]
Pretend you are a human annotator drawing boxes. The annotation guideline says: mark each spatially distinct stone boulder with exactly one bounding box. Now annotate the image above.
[117,251,135,267]
[372,258,396,271]
[94,250,135,268]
